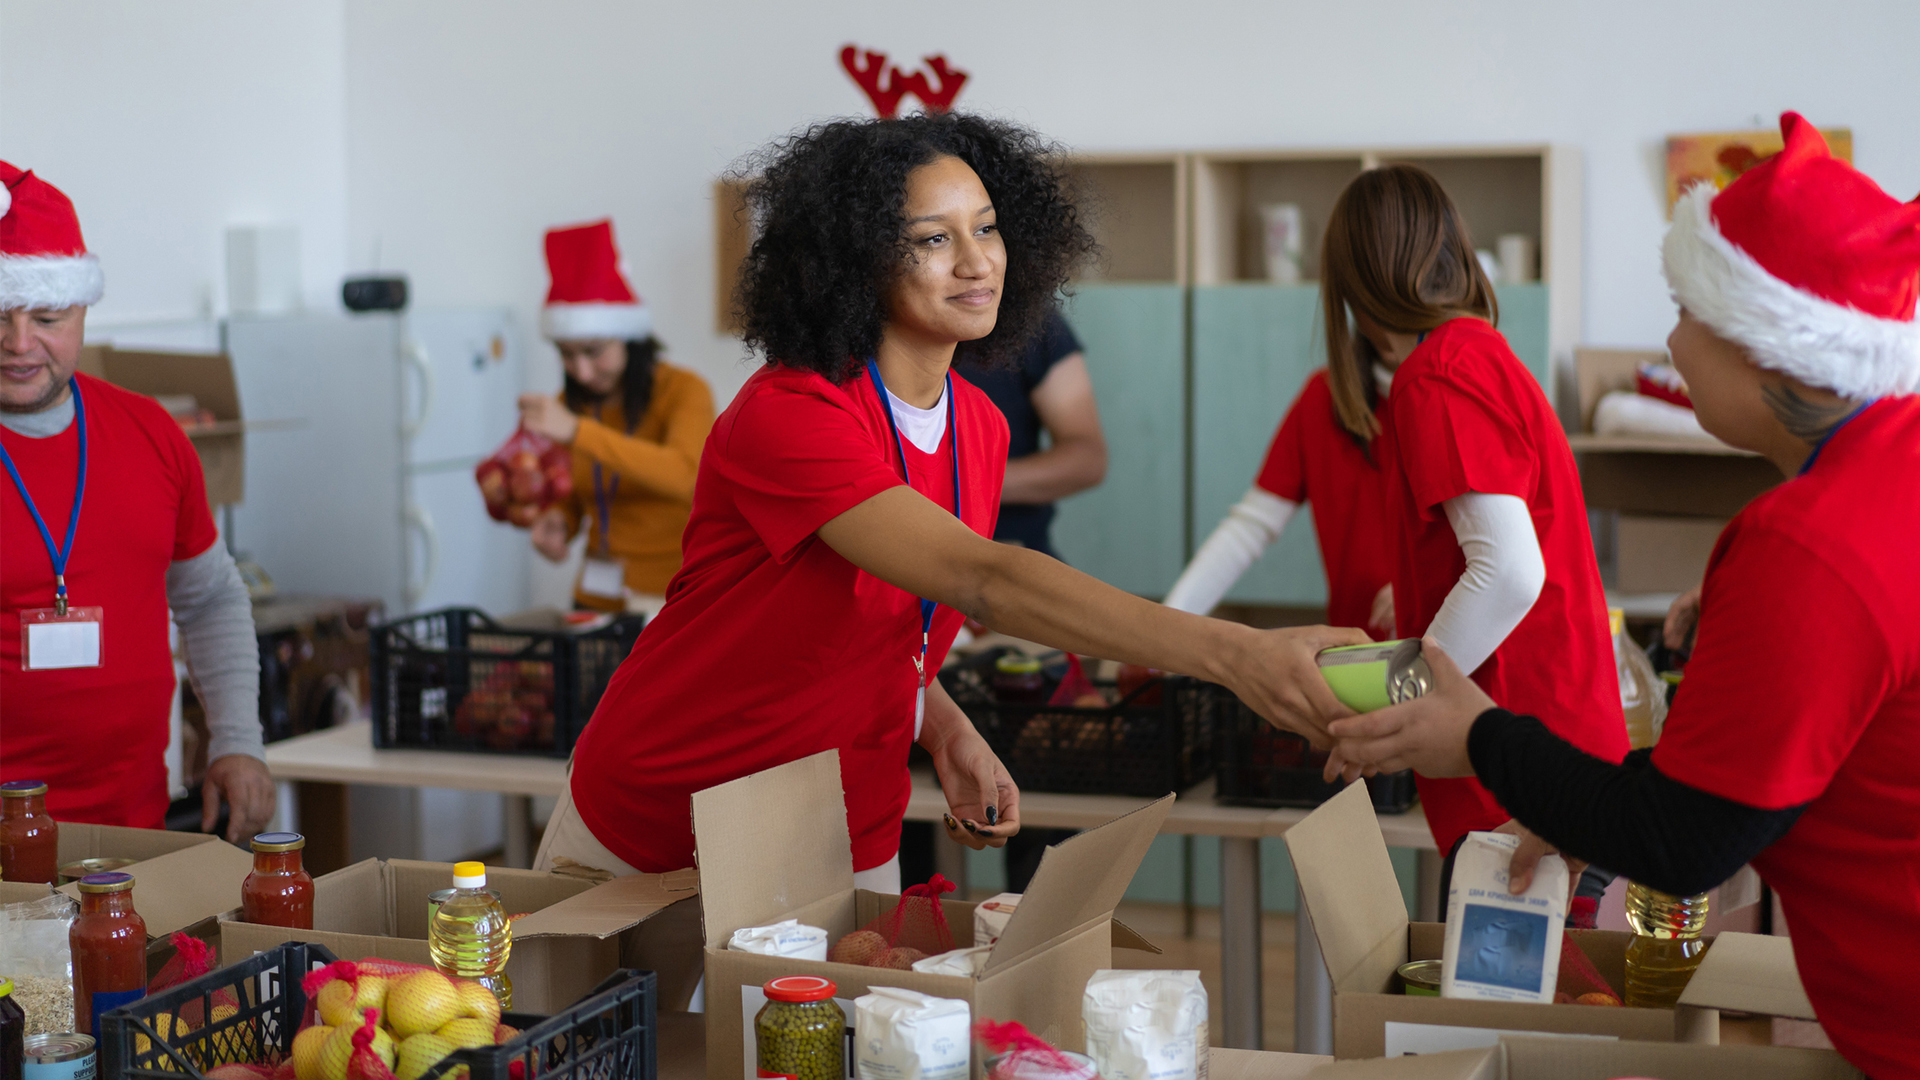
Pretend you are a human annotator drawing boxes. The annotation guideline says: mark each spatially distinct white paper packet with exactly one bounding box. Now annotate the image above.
[1082,969,1209,1080]
[727,919,829,961]
[1441,830,1568,1002]
[910,946,992,977]
[855,986,971,1080]
[972,892,1020,945]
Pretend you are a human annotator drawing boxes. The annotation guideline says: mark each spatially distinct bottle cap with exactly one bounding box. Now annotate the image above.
[453,861,487,888]
[0,780,49,797]
[250,832,307,853]
[78,871,135,893]
[763,975,836,1002]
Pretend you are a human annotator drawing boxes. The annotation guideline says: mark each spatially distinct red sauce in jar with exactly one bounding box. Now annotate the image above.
[0,781,59,885]
[70,872,147,1035]
[241,832,314,929]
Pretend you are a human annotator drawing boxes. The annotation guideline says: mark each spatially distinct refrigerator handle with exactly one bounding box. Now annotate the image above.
[404,501,440,608]
[401,339,435,440]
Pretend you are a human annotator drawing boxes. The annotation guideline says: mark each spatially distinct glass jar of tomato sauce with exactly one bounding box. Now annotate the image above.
[0,781,59,885]
[70,872,147,1036]
[242,832,314,929]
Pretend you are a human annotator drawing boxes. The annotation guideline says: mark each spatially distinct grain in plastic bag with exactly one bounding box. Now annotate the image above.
[1082,970,1208,1080]
[0,890,77,1036]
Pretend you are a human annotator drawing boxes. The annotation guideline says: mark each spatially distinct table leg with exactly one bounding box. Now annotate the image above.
[1294,881,1333,1055]
[1218,837,1263,1050]
[1417,849,1443,922]
[933,837,969,896]
[504,794,532,868]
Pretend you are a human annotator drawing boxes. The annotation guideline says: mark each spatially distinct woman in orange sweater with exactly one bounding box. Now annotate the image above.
[517,220,715,613]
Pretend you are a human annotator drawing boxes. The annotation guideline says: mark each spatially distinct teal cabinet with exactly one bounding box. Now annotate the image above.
[1052,284,1187,595]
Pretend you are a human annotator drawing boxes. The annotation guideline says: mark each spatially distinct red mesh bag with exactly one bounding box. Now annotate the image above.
[829,874,958,967]
[1046,655,1100,707]
[476,427,573,527]
[975,1020,1096,1080]
[146,933,238,1029]
[1554,935,1622,1004]
[345,1011,398,1080]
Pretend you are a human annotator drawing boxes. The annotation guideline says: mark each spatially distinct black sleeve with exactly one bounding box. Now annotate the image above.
[1467,709,1807,896]
[1023,310,1083,390]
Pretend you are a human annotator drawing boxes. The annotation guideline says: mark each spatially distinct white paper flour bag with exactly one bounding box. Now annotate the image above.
[854,986,971,1080]
[972,892,1020,945]
[1441,830,1568,1002]
[1082,970,1209,1080]
[727,919,829,961]
[911,946,992,977]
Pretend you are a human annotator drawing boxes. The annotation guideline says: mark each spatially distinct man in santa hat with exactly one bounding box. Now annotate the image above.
[1322,113,1920,1077]
[1,162,273,841]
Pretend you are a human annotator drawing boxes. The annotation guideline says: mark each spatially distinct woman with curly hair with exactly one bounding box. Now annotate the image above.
[538,112,1366,891]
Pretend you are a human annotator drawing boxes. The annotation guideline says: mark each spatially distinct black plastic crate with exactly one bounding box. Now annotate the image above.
[104,942,659,1080]
[938,649,1216,796]
[372,607,645,757]
[1211,684,1419,812]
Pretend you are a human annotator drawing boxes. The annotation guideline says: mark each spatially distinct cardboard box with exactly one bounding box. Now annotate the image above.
[35,827,255,975]
[218,858,703,1014]
[76,344,248,506]
[693,750,1167,1080]
[1300,1035,1862,1079]
[1615,514,1729,594]
[1285,783,1819,1058]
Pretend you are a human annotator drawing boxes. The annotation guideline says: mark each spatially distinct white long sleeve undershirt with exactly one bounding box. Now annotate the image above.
[1163,487,1298,615]
[1426,491,1545,675]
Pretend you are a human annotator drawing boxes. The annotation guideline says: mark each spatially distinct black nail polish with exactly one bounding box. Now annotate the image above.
[961,820,978,833]
[944,814,959,831]
[985,806,998,827]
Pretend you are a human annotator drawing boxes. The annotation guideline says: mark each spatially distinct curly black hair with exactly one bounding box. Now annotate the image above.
[733,112,1096,382]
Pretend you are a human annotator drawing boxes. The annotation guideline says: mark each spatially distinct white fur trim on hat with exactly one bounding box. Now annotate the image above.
[540,301,651,342]
[1663,183,1920,399]
[0,252,104,310]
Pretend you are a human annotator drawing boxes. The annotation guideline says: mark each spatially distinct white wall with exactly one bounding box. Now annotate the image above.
[0,0,349,327]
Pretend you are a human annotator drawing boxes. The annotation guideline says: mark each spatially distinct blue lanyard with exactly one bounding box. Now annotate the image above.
[0,377,88,615]
[1798,399,1876,476]
[864,360,961,677]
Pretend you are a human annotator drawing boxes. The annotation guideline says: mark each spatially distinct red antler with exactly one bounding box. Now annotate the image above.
[913,55,968,113]
[840,45,911,119]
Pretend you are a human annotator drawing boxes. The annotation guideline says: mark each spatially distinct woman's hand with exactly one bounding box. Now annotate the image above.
[1368,584,1396,639]
[530,508,571,561]
[518,393,580,444]
[1226,625,1373,746]
[1495,819,1587,902]
[1324,637,1494,782]
[920,680,1020,849]
[1664,586,1703,651]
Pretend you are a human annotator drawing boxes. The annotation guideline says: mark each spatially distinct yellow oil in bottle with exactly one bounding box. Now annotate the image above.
[1623,881,1709,1008]
[429,861,514,1008]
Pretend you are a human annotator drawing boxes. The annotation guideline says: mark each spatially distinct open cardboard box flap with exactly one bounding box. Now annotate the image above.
[1301,1036,1861,1080]
[57,823,223,865]
[514,866,700,940]
[1678,931,1815,1020]
[57,836,253,939]
[1284,781,1407,992]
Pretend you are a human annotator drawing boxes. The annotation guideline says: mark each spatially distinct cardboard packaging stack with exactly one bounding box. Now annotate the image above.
[1297,1035,1860,1078]
[218,858,703,1013]
[1286,782,1822,1058]
[76,345,250,506]
[693,750,1168,1080]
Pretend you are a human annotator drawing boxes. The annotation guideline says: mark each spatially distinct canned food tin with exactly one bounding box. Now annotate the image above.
[1316,639,1432,713]
[24,1033,97,1080]
[56,859,136,885]
[1397,959,1442,997]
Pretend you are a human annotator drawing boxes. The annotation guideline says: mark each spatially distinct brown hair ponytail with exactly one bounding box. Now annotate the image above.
[1320,165,1498,439]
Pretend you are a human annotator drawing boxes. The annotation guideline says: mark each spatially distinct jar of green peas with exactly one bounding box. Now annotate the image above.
[755,976,844,1080]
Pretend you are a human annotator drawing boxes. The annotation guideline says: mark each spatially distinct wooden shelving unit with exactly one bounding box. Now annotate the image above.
[1063,154,1187,285]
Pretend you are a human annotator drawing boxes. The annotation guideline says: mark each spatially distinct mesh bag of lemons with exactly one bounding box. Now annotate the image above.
[287,959,518,1080]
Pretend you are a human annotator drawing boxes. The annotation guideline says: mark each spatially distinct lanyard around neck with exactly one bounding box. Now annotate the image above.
[589,402,618,554]
[865,359,961,651]
[0,377,88,615]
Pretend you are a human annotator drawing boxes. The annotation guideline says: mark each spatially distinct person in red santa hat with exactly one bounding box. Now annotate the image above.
[516,220,713,615]
[1323,113,1920,1077]
[0,163,273,845]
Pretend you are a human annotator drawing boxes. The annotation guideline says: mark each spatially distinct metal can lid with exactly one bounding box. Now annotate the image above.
[77,871,135,893]
[25,1033,97,1063]
[59,858,138,884]
[251,832,307,853]
[1397,958,1442,988]
[763,975,836,1002]
[0,779,50,796]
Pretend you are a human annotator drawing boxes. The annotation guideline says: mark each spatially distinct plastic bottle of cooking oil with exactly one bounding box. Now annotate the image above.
[1612,609,1668,750]
[429,861,514,1007]
[1623,881,1709,1007]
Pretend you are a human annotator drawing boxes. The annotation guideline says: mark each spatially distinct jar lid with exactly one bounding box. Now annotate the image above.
[251,832,306,853]
[994,654,1041,675]
[453,861,487,888]
[78,871,135,893]
[763,975,836,1002]
[0,779,49,796]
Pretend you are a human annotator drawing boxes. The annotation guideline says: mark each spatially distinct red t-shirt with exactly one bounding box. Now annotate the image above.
[570,363,1008,873]
[1254,370,1394,635]
[1651,398,1920,1078]
[1383,318,1627,853]
[1,374,219,827]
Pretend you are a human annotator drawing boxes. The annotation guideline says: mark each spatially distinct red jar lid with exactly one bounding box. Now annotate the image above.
[763,976,836,1002]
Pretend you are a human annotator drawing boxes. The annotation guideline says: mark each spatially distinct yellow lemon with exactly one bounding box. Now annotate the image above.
[291,1025,334,1080]
[434,1018,496,1051]
[385,971,462,1039]
[394,1033,463,1080]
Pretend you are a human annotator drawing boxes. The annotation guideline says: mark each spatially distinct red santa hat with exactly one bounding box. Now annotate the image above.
[1663,112,1920,399]
[540,219,650,341]
[0,162,104,311]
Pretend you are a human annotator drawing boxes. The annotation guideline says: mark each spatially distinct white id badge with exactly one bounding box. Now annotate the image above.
[580,557,627,599]
[22,607,104,669]
[914,682,926,741]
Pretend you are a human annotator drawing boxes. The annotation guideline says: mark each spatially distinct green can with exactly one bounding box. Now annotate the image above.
[1317,639,1432,713]
[1398,959,1442,996]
